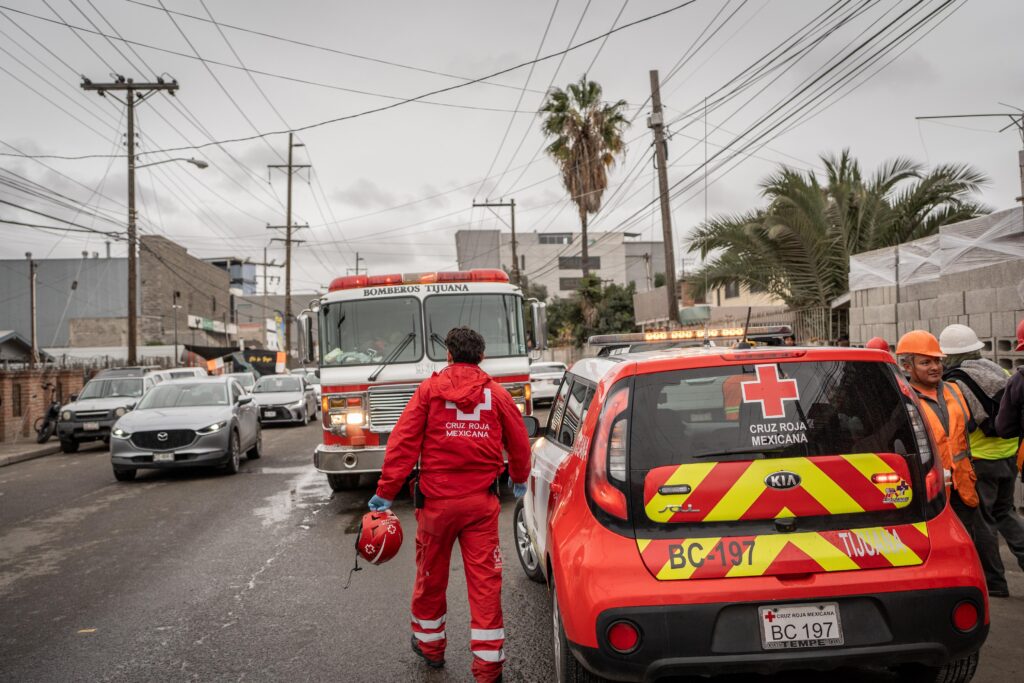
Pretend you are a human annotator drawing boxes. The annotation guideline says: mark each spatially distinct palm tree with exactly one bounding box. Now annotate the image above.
[687,149,988,309]
[540,76,629,278]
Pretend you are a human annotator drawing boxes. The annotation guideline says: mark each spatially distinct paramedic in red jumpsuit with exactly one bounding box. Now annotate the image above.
[368,326,531,683]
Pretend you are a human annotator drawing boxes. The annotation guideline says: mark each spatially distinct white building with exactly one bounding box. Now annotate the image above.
[455,230,666,299]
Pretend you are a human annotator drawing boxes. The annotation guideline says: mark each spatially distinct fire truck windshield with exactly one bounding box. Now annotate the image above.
[424,294,525,361]
[319,297,423,367]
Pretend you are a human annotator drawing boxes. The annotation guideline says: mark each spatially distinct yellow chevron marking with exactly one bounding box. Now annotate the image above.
[789,533,860,572]
[645,462,716,522]
[724,534,789,578]
[636,538,651,553]
[705,458,862,522]
[655,537,721,580]
[913,522,929,536]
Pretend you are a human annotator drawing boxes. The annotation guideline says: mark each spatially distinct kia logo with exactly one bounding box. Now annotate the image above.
[157,432,168,442]
[765,471,801,490]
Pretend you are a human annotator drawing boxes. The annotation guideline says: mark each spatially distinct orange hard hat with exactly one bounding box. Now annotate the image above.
[1017,319,1024,352]
[895,330,945,358]
[865,337,889,351]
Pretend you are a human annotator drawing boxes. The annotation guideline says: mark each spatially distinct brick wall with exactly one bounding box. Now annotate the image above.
[0,368,87,442]
[140,235,232,346]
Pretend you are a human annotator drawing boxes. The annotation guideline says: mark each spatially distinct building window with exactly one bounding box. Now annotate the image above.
[558,256,601,270]
[724,280,740,299]
[11,383,22,417]
[212,296,217,312]
[559,278,583,291]
[539,233,573,245]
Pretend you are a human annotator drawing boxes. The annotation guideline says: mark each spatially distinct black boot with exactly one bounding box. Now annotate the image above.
[411,634,445,669]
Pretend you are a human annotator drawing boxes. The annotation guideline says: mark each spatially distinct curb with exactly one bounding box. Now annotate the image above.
[0,444,61,468]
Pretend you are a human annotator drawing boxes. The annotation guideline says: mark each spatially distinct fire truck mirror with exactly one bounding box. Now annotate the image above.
[531,301,548,352]
[298,312,315,364]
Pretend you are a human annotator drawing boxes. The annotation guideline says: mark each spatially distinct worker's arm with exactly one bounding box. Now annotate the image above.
[496,387,531,484]
[376,383,430,500]
[995,373,1023,439]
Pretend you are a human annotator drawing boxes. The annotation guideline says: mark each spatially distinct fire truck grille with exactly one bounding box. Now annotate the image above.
[368,385,417,432]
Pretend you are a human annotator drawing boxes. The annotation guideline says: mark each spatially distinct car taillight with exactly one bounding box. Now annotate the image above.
[952,601,978,632]
[606,621,641,653]
[587,386,630,520]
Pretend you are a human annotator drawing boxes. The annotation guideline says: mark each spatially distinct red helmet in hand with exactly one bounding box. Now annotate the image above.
[356,510,403,565]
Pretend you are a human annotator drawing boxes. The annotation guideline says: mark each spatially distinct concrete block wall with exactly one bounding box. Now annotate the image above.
[848,257,1024,368]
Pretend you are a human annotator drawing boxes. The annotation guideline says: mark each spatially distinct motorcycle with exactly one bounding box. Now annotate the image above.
[33,383,61,444]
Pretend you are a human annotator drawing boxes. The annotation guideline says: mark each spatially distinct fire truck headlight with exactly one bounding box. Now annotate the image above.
[330,413,346,427]
[517,403,526,414]
[345,411,365,425]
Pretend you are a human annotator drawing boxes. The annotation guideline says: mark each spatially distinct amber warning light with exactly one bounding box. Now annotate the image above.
[642,328,745,342]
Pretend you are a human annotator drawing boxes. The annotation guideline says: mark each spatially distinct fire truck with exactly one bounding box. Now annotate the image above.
[297,269,545,492]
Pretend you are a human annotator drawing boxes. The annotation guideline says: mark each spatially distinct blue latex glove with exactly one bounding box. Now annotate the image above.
[513,482,528,499]
[368,494,392,511]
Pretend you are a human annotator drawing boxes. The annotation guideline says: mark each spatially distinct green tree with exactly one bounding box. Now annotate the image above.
[687,149,988,308]
[545,274,636,347]
[540,76,629,278]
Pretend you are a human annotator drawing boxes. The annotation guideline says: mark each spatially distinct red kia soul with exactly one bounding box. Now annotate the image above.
[514,347,988,682]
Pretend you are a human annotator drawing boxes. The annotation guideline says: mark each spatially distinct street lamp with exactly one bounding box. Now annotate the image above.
[171,290,182,368]
[124,156,207,366]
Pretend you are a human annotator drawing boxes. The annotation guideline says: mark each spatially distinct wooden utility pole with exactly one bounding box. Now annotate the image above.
[648,70,678,327]
[26,252,38,368]
[253,247,283,339]
[267,133,310,358]
[473,199,519,285]
[347,252,366,275]
[82,76,179,365]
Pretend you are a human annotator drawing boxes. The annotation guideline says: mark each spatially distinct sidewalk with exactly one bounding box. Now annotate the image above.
[0,440,61,468]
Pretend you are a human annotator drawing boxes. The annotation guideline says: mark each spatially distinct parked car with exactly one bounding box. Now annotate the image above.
[251,374,318,425]
[147,367,209,385]
[515,347,988,683]
[109,377,261,481]
[529,362,567,405]
[56,374,154,452]
[227,372,257,394]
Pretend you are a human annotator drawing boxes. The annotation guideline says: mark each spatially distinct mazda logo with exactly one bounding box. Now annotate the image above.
[157,432,168,442]
[764,470,801,490]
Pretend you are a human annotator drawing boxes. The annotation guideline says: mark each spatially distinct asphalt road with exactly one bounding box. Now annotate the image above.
[0,413,1021,683]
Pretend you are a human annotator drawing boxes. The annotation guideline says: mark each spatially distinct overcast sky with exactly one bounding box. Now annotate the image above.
[2,0,1022,294]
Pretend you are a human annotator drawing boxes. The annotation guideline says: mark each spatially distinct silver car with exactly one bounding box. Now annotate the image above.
[57,375,153,453]
[529,362,567,405]
[109,377,261,481]
[251,374,318,425]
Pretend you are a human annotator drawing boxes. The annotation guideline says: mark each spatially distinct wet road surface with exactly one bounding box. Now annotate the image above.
[0,416,1020,682]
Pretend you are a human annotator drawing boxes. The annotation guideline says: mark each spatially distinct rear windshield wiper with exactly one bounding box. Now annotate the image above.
[691,447,774,459]
[368,332,416,382]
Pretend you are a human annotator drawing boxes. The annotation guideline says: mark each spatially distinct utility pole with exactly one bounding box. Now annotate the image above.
[253,247,282,347]
[347,252,366,275]
[267,133,310,359]
[648,70,678,327]
[82,75,179,365]
[26,252,38,368]
[473,199,518,285]
[172,290,181,367]
[916,111,1024,224]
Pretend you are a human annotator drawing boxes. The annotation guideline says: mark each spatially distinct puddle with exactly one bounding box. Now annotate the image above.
[252,467,328,528]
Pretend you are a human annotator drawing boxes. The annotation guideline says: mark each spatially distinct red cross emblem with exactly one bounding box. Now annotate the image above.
[741,365,799,419]
[764,610,776,622]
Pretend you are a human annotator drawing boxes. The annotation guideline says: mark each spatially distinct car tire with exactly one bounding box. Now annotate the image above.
[223,431,241,474]
[514,499,545,583]
[327,473,360,491]
[60,438,79,454]
[896,652,979,683]
[247,427,262,460]
[552,580,607,683]
[113,467,136,482]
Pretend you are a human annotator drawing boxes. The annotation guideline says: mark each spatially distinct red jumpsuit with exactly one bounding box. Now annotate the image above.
[376,363,531,683]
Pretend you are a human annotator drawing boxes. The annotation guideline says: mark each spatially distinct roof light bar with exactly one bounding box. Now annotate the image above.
[328,269,510,292]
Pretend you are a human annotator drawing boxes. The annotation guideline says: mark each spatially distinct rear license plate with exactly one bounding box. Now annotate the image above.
[759,603,843,650]
[83,422,100,431]
[153,452,175,463]
[265,410,276,417]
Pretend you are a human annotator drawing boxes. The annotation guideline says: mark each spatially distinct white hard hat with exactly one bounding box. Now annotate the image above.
[938,324,984,355]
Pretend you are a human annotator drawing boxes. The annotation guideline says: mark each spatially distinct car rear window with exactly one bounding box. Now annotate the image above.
[630,360,918,469]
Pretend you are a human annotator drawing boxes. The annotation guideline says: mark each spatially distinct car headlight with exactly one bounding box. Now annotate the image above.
[114,407,127,417]
[197,421,226,434]
[111,426,130,439]
[61,410,72,421]
[290,400,305,409]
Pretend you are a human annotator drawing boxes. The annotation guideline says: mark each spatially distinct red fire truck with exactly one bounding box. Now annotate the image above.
[297,269,545,492]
